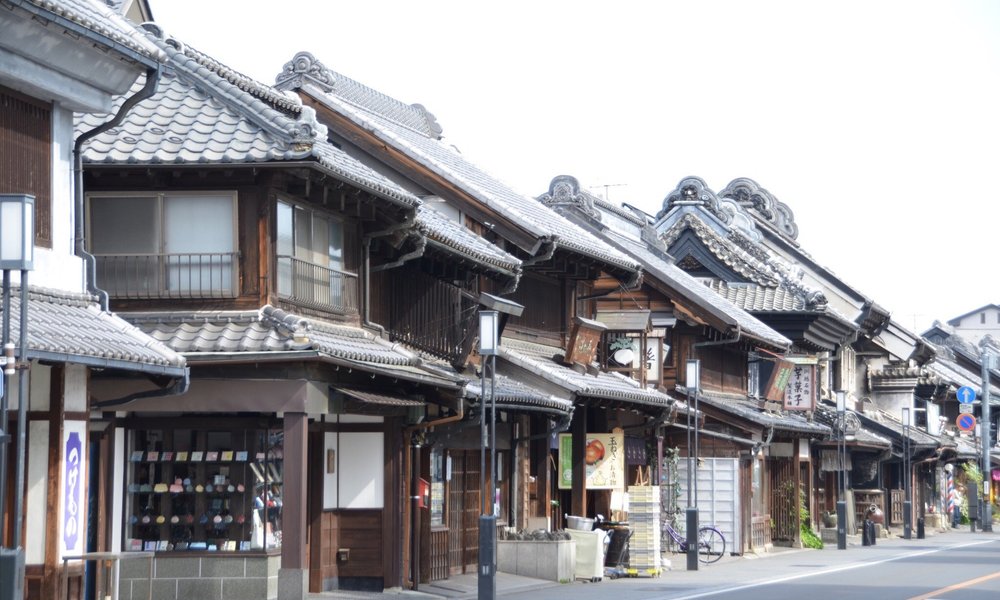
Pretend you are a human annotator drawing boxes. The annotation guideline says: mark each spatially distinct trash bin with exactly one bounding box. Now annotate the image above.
[917,517,925,539]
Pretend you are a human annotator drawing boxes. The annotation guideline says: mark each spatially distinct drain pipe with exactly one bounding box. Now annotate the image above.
[74,66,161,311]
[371,234,426,273]
[91,370,190,409]
[521,239,556,267]
[362,216,417,335]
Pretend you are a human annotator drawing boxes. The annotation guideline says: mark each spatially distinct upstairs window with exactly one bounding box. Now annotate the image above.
[1,86,51,249]
[88,192,237,298]
[276,200,356,313]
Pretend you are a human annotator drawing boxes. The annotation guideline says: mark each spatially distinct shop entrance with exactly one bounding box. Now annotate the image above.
[446,450,481,576]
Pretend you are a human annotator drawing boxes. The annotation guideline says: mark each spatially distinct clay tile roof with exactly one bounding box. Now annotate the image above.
[415,206,521,276]
[124,305,460,387]
[6,286,185,375]
[274,52,641,275]
[78,31,419,210]
[697,392,831,436]
[499,338,672,409]
[23,0,165,62]
[466,372,574,415]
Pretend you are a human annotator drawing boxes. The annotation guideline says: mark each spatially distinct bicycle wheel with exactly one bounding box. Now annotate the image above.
[697,527,725,563]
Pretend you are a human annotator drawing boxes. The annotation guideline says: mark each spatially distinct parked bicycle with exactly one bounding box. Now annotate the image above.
[662,514,725,564]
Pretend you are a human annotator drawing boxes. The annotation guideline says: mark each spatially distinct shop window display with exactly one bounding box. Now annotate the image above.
[125,425,283,552]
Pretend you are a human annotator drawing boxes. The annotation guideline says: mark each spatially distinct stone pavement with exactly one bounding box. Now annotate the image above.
[308,521,965,599]
[308,571,561,599]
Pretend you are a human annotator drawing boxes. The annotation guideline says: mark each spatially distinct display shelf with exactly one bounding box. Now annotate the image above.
[124,426,283,553]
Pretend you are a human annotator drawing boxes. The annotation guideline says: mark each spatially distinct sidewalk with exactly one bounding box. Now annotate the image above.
[308,571,562,599]
[308,522,970,599]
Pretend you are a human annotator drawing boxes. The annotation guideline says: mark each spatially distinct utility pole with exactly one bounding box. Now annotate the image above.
[982,347,994,532]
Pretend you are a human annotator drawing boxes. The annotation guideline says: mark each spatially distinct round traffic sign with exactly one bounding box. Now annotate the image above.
[957,413,977,432]
[957,385,978,403]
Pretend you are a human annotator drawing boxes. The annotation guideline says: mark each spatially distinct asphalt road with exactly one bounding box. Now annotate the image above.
[502,530,1000,600]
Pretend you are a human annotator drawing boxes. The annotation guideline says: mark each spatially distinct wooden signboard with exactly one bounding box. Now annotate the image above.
[764,358,795,402]
[564,316,607,366]
[783,363,816,411]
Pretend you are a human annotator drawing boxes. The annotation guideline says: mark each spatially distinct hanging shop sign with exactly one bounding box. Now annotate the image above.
[557,431,625,490]
[783,357,817,411]
[764,358,795,402]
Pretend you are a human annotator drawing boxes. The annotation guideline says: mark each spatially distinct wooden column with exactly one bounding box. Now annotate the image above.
[794,438,802,545]
[571,407,587,518]
[280,412,309,596]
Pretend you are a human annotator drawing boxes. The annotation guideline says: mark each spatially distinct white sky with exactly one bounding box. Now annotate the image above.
[151,0,1000,334]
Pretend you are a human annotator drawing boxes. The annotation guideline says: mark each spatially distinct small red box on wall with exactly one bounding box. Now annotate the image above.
[418,478,430,508]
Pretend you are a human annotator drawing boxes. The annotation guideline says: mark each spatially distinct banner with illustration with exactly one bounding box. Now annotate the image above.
[557,432,625,490]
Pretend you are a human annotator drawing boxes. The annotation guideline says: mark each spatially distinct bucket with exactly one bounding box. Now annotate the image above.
[565,515,594,531]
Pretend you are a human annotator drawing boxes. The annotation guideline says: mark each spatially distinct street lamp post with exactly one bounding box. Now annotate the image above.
[902,407,911,540]
[478,310,498,600]
[836,391,847,550]
[685,359,700,571]
[0,193,34,600]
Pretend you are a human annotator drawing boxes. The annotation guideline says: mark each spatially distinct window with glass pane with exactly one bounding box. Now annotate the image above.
[276,200,353,312]
[88,192,236,298]
[430,447,446,526]
[124,424,282,552]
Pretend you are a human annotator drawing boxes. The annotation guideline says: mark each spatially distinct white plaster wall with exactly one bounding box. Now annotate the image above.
[64,363,87,412]
[322,432,338,510]
[322,431,384,509]
[112,427,125,552]
[340,432,383,508]
[26,420,48,564]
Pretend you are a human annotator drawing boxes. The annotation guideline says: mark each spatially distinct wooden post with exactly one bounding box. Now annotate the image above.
[794,438,802,545]
[571,408,587,519]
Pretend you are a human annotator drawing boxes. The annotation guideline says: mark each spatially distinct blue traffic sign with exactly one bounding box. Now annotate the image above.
[957,385,978,403]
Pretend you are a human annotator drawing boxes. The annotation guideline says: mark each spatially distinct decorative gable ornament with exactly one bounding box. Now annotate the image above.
[276,51,337,92]
[656,176,731,225]
[719,177,799,241]
[538,175,601,221]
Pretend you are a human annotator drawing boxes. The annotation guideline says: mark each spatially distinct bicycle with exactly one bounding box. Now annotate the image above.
[662,515,726,564]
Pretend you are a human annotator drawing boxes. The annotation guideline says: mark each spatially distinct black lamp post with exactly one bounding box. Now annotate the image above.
[477,310,498,600]
[902,407,912,540]
[835,391,847,550]
[685,359,700,571]
[0,193,34,600]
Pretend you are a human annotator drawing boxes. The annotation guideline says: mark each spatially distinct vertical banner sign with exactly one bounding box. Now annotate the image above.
[558,434,573,489]
[557,432,625,490]
[63,431,83,553]
[784,357,818,411]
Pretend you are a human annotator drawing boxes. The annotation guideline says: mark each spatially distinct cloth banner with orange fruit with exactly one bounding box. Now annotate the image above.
[557,432,625,490]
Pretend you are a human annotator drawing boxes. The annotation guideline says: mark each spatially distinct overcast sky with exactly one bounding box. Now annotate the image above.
[151,0,1000,334]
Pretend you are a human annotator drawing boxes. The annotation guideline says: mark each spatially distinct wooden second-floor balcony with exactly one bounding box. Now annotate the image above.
[95,252,238,299]
[277,255,359,314]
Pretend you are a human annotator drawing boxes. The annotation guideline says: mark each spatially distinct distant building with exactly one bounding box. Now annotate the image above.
[946,304,1000,346]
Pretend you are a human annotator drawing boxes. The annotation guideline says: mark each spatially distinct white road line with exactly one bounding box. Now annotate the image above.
[661,540,996,600]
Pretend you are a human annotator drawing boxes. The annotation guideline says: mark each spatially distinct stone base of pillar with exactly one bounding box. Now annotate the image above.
[278,568,309,600]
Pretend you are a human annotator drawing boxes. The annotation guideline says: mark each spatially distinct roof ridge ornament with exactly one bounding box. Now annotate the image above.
[656,177,731,225]
[538,175,601,221]
[719,178,799,241]
[276,51,337,93]
[289,105,327,146]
